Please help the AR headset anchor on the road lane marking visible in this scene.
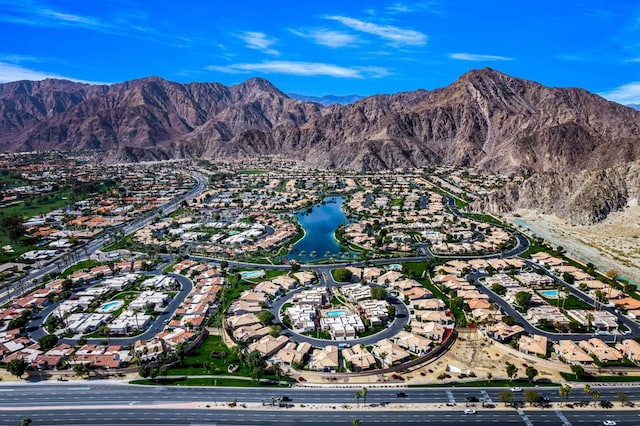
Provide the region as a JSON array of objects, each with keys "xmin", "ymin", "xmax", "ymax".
[
  {"xmin": 555, "ymin": 410, "xmax": 572, "ymax": 425},
  {"xmin": 517, "ymin": 409, "xmax": 534, "ymax": 426},
  {"xmin": 446, "ymin": 390, "xmax": 455, "ymax": 403}
]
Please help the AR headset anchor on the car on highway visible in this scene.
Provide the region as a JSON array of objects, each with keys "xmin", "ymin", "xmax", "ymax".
[
  {"xmin": 466, "ymin": 396, "xmax": 479, "ymax": 403},
  {"xmin": 396, "ymin": 392, "xmax": 408, "ymax": 398},
  {"xmin": 463, "ymin": 408, "xmax": 476, "ymax": 414},
  {"xmin": 602, "ymin": 421, "xmax": 617, "ymax": 426},
  {"xmin": 281, "ymin": 396, "xmax": 292, "ymax": 402},
  {"xmin": 511, "ymin": 387, "xmax": 522, "ymax": 392}
]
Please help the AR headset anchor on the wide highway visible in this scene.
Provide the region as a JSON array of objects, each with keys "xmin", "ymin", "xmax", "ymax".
[{"xmin": 0, "ymin": 383, "xmax": 638, "ymax": 425}]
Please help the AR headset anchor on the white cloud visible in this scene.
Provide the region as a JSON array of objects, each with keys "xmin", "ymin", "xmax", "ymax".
[
  {"xmin": 290, "ymin": 28, "xmax": 358, "ymax": 48},
  {"xmin": 207, "ymin": 60, "xmax": 389, "ymax": 78},
  {"xmin": 449, "ymin": 53, "xmax": 513, "ymax": 61},
  {"xmin": 0, "ymin": 61, "xmax": 106, "ymax": 84},
  {"xmin": 0, "ymin": 2, "xmax": 163, "ymax": 41},
  {"xmin": 326, "ymin": 15, "xmax": 427, "ymax": 46},
  {"xmin": 599, "ymin": 81, "xmax": 640, "ymax": 105},
  {"xmin": 385, "ymin": 2, "xmax": 437, "ymax": 14},
  {"xmin": 238, "ymin": 32, "xmax": 279, "ymax": 56}
]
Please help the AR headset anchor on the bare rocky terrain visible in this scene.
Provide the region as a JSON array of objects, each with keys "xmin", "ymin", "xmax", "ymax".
[{"xmin": 1, "ymin": 68, "xmax": 640, "ymax": 224}]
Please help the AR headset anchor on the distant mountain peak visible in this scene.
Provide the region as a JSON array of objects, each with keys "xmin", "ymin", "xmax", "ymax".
[{"xmin": 288, "ymin": 93, "xmax": 364, "ymax": 106}]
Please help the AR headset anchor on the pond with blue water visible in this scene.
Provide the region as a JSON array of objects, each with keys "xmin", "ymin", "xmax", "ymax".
[{"xmin": 288, "ymin": 196, "xmax": 354, "ymax": 263}]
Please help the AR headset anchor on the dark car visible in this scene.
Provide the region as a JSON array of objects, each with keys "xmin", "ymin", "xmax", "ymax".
[
  {"xmin": 466, "ymin": 396, "xmax": 479, "ymax": 403},
  {"xmin": 281, "ymin": 396, "xmax": 292, "ymax": 402},
  {"xmin": 396, "ymin": 392, "xmax": 408, "ymax": 398}
]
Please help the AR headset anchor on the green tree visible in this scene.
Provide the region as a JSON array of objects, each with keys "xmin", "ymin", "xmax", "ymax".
[
  {"xmin": 558, "ymin": 384, "xmax": 572, "ymax": 406},
  {"xmin": 352, "ymin": 418, "xmax": 360, "ymax": 426},
  {"xmin": 591, "ymin": 390, "xmax": 600, "ymax": 407},
  {"xmin": 562, "ymin": 272, "xmax": 575, "ymax": 284},
  {"xmin": 498, "ymin": 390, "xmax": 514, "ymax": 406},
  {"xmin": 333, "ymin": 268, "xmax": 353, "ymax": 282},
  {"xmin": 138, "ymin": 363, "xmax": 151, "ymax": 379},
  {"xmin": 491, "ymin": 283, "xmax": 506, "ymax": 295},
  {"xmin": 270, "ymin": 324, "xmax": 282, "ymax": 337},
  {"xmin": 0, "ymin": 213, "xmax": 25, "ymax": 242},
  {"xmin": 370, "ymin": 286, "xmax": 387, "ymax": 300},
  {"xmin": 361, "ymin": 387, "xmax": 368, "ymax": 406},
  {"xmin": 570, "ymin": 364, "xmax": 585, "ymax": 380},
  {"xmin": 354, "ymin": 391, "xmax": 361, "ymax": 407},
  {"xmin": 21, "ymin": 416, "xmax": 31, "ymax": 426},
  {"xmin": 257, "ymin": 310, "xmax": 275, "ymax": 326},
  {"xmin": 38, "ymin": 334, "xmax": 59, "ymax": 352},
  {"xmin": 505, "ymin": 362, "xmax": 518, "ymax": 381},
  {"xmin": 583, "ymin": 384, "xmax": 591, "ymax": 402},
  {"xmin": 7, "ymin": 358, "xmax": 27, "ymax": 378},
  {"xmin": 616, "ymin": 391, "xmax": 629, "ymax": 407},
  {"xmin": 73, "ymin": 363, "xmax": 90, "ymax": 377},
  {"xmin": 525, "ymin": 366, "xmax": 538, "ymax": 383},
  {"xmin": 524, "ymin": 390, "xmax": 540, "ymax": 406},
  {"xmin": 514, "ymin": 291, "xmax": 532, "ymax": 309}
]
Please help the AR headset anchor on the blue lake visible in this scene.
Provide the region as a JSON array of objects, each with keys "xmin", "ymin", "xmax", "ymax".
[{"xmin": 288, "ymin": 196, "xmax": 353, "ymax": 263}]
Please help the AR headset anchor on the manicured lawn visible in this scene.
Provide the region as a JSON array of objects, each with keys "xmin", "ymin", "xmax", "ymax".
[
  {"xmin": 1, "ymin": 189, "xmax": 73, "ymax": 219},
  {"xmin": 167, "ymin": 335, "xmax": 251, "ymax": 377},
  {"xmin": 560, "ymin": 372, "xmax": 640, "ymax": 382},
  {"xmin": 60, "ymin": 259, "xmax": 100, "ymax": 277},
  {"xmin": 358, "ymin": 324, "xmax": 386, "ymax": 338},
  {"xmin": 541, "ymin": 294, "xmax": 593, "ymax": 310},
  {"xmin": 131, "ymin": 377, "xmax": 289, "ymax": 387},
  {"xmin": 301, "ymin": 330, "xmax": 332, "ymax": 340},
  {"xmin": 237, "ymin": 169, "xmax": 269, "ymax": 175}
]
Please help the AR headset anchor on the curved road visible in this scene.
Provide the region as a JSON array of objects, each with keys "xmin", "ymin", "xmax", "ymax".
[
  {"xmin": 27, "ymin": 273, "xmax": 194, "ymax": 346},
  {"xmin": 269, "ymin": 270, "xmax": 410, "ymax": 348}
]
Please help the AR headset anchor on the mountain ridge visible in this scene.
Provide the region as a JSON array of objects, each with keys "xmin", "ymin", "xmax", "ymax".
[{"xmin": 1, "ymin": 68, "xmax": 640, "ymax": 223}]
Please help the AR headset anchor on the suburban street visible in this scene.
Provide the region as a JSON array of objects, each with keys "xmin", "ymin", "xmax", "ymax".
[
  {"xmin": 0, "ymin": 171, "xmax": 208, "ymax": 307},
  {"xmin": 269, "ymin": 267, "xmax": 411, "ymax": 348}
]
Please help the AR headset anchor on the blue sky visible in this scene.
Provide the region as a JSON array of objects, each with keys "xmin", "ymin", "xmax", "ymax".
[{"xmin": 1, "ymin": 0, "xmax": 640, "ymax": 103}]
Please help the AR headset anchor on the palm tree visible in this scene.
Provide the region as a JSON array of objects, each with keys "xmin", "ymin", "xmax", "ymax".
[
  {"xmin": 354, "ymin": 391, "xmax": 361, "ymax": 408},
  {"xmin": 352, "ymin": 419, "xmax": 361, "ymax": 426},
  {"xmin": 585, "ymin": 312, "xmax": 595, "ymax": 330},
  {"xmin": 583, "ymin": 384, "xmax": 591, "ymax": 402},
  {"xmin": 558, "ymin": 384, "xmax": 571, "ymax": 406},
  {"xmin": 361, "ymin": 387, "xmax": 368, "ymax": 406},
  {"xmin": 591, "ymin": 390, "xmax": 600, "ymax": 407}
]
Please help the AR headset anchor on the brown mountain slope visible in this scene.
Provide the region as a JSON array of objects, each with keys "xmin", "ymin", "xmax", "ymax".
[
  {"xmin": 0, "ymin": 76, "xmax": 323, "ymax": 152},
  {"xmin": 1, "ymin": 68, "xmax": 640, "ymax": 174}
]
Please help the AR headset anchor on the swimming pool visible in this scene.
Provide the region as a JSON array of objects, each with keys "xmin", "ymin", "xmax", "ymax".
[
  {"xmin": 326, "ymin": 310, "xmax": 346, "ymax": 317},
  {"xmin": 240, "ymin": 270, "xmax": 265, "ymax": 279},
  {"xmin": 387, "ymin": 264, "xmax": 402, "ymax": 271},
  {"xmin": 540, "ymin": 289, "xmax": 559, "ymax": 298},
  {"xmin": 96, "ymin": 300, "xmax": 124, "ymax": 313}
]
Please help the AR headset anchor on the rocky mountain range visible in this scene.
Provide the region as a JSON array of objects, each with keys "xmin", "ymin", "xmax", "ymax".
[{"xmin": 1, "ymin": 68, "xmax": 639, "ymax": 223}]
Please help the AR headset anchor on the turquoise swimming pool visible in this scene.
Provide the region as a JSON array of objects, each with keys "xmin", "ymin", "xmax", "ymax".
[
  {"xmin": 240, "ymin": 270, "xmax": 264, "ymax": 279},
  {"xmin": 540, "ymin": 289, "xmax": 559, "ymax": 298},
  {"xmin": 96, "ymin": 300, "xmax": 124, "ymax": 313},
  {"xmin": 326, "ymin": 310, "xmax": 346, "ymax": 317}
]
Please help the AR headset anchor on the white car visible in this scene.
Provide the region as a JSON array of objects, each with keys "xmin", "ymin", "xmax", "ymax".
[
  {"xmin": 603, "ymin": 421, "xmax": 617, "ymax": 426},
  {"xmin": 511, "ymin": 387, "xmax": 522, "ymax": 392},
  {"xmin": 463, "ymin": 408, "xmax": 476, "ymax": 414}
]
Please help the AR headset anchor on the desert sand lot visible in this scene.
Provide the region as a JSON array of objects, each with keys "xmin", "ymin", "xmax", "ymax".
[{"xmin": 507, "ymin": 205, "xmax": 640, "ymax": 286}]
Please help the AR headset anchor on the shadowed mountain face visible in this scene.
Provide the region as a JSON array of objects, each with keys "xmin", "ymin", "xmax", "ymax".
[
  {"xmin": 2, "ymin": 68, "xmax": 640, "ymax": 223},
  {"xmin": 1, "ymin": 68, "xmax": 639, "ymax": 174}
]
